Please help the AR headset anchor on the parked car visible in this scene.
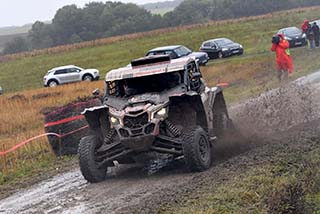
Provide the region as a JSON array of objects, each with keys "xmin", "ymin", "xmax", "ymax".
[
  {"xmin": 146, "ymin": 45, "xmax": 209, "ymax": 66},
  {"xmin": 43, "ymin": 65, "xmax": 100, "ymax": 87},
  {"xmin": 277, "ymin": 27, "xmax": 307, "ymax": 48},
  {"xmin": 199, "ymin": 38, "xmax": 244, "ymax": 59},
  {"xmin": 311, "ymin": 19, "xmax": 320, "ymax": 27},
  {"xmin": 0, "ymin": 86, "xmax": 3, "ymax": 95}
]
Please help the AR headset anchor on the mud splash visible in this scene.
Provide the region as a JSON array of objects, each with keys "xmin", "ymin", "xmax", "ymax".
[{"xmin": 230, "ymin": 76, "xmax": 320, "ymax": 140}]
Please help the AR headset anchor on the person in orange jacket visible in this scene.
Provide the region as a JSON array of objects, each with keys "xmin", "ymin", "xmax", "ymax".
[
  {"xmin": 271, "ymin": 34, "xmax": 294, "ymax": 82},
  {"xmin": 301, "ymin": 20, "xmax": 309, "ymax": 34}
]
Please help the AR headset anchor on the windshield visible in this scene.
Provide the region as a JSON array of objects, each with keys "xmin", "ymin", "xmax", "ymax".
[
  {"xmin": 147, "ymin": 50, "xmax": 175, "ymax": 58},
  {"xmin": 281, "ymin": 27, "xmax": 301, "ymax": 35},
  {"xmin": 75, "ymin": 66, "xmax": 84, "ymax": 71},
  {"xmin": 174, "ymin": 46, "xmax": 192, "ymax": 57},
  {"xmin": 107, "ymin": 71, "xmax": 183, "ymax": 97},
  {"xmin": 215, "ymin": 39, "xmax": 233, "ymax": 46}
]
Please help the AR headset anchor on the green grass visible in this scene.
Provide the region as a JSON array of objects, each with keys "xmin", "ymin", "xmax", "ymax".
[
  {"xmin": 159, "ymin": 146, "xmax": 320, "ymax": 214},
  {"xmin": 1, "ymin": 7, "xmax": 320, "ymax": 93}
]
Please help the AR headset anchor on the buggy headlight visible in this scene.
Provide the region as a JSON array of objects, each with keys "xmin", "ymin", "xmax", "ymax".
[
  {"xmin": 153, "ymin": 107, "xmax": 168, "ymax": 119},
  {"xmin": 110, "ymin": 116, "xmax": 120, "ymax": 125},
  {"xmin": 302, "ymin": 33, "xmax": 306, "ymax": 38},
  {"xmin": 157, "ymin": 108, "xmax": 167, "ymax": 117}
]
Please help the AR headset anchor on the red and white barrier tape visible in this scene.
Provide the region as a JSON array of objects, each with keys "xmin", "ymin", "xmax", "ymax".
[
  {"xmin": 0, "ymin": 125, "xmax": 88, "ymax": 156},
  {"xmin": 44, "ymin": 115, "xmax": 85, "ymax": 128},
  {"xmin": 217, "ymin": 82, "xmax": 229, "ymax": 87}
]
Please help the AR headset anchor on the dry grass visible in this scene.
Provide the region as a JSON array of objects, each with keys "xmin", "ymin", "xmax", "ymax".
[{"xmin": 0, "ymin": 81, "xmax": 103, "ymax": 172}]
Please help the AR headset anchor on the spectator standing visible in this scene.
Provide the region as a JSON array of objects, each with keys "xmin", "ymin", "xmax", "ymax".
[
  {"xmin": 312, "ymin": 22, "xmax": 320, "ymax": 48},
  {"xmin": 301, "ymin": 20, "xmax": 309, "ymax": 34},
  {"xmin": 271, "ymin": 34, "xmax": 294, "ymax": 82},
  {"xmin": 306, "ymin": 23, "xmax": 315, "ymax": 49}
]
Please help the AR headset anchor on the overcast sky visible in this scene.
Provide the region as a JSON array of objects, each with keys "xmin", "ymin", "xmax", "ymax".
[{"xmin": 1, "ymin": 0, "xmax": 166, "ymax": 27}]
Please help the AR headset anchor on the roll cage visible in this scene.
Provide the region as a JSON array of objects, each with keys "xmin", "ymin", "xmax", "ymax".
[{"xmin": 104, "ymin": 60, "xmax": 204, "ymax": 99}]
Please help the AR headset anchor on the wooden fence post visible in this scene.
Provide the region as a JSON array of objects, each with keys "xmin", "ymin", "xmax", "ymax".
[
  {"xmin": 2, "ymin": 144, "xmax": 7, "ymax": 172},
  {"xmin": 59, "ymin": 129, "xmax": 62, "ymax": 157}
]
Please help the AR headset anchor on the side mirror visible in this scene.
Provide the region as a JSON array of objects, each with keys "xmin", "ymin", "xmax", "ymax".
[{"xmin": 92, "ymin": 88, "xmax": 101, "ymax": 97}]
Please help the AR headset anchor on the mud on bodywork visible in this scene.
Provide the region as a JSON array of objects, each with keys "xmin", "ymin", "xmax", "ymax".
[{"xmin": 79, "ymin": 55, "xmax": 232, "ymax": 182}]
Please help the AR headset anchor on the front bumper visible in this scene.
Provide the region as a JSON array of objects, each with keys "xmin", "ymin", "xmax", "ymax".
[
  {"xmin": 114, "ymin": 113, "xmax": 159, "ymax": 152},
  {"xmin": 121, "ymin": 135, "xmax": 155, "ymax": 152},
  {"xmin": 222, "ymin": 48, "xmax": 244, "ymax": 57},
  {"xmin": 289, "ymin": 39, "xmax": 307, "ymax": 47},
  {"xmin": 198, "ymin": 56, "xmax": 209, "ymax": 65},
  {"xmin": 94, "ymin": 75, "xmax": 100, "ymax": 81}
]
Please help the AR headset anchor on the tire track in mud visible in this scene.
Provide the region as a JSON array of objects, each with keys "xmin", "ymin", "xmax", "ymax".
[
  {"xmin": 0, "ymin": 166, "xmax": 194, "ymax": 214},
  {"xmin": 1, "ymin": 72, "xmax": 320, "ymax": 214}
]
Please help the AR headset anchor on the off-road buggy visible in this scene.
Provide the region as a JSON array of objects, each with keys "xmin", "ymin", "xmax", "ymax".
[{"xmin": 79, "ymin": 55, "xmax": 232, "ymax": 183}]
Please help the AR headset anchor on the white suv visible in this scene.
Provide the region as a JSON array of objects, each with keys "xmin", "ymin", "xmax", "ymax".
[{"xmin": 43, "ymin": 65, "xmax": 100, "ymax": 87}]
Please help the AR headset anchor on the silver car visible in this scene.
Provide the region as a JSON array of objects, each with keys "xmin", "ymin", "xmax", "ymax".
[
  {"xmin": 43, "ymin": 65, "xmax": 100, "ymax": 87},
  {"xmin": 0, "ymin": 86, "xmax": 3, "ymax": 95}
]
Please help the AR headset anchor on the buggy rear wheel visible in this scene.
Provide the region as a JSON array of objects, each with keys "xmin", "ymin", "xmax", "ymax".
[
  {"xmin": 182, "ymin": 126, "xmax": 212, "ymax": 172},
  {"xmin": 78, "ymin": 135, "xmax": 107, "ymax": 183}
]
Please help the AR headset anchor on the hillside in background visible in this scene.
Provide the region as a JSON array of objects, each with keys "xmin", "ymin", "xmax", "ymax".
[
  {"xmin": 142, "ymin": 0, "xmax": 183, "ymax": 15},
  {"xmin": 0, "ymin": 21, "xmax": 50, "ymax": 53},
  {"xmin": 0, "ymin": 24, "xmax": 31, "ymax": 52},
  {"xmin": 0, "ymin": 33, "xmax": 28, "ymax": 52},
  {"xmin": 2, "ymin": 0, "xmax": 320, "ymax": 55},
  {"xmin": 0, "ymin": 24, "xmax": 32, "ymax": 36}
]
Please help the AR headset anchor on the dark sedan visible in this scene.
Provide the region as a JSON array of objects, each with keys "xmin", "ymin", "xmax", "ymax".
[
  {"xmin": 146, "ymin": 45, "xmax": 209, "ymax": 66},
  {"xmin": 277, "ymin": 27, "xmax": 307, "ymax": 48},
  {"xmin": 199, "ymin": 38, "xmax": 244, "ymax": 59}
]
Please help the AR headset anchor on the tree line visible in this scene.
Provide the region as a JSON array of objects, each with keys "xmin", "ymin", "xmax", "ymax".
[{"xmin": 3, "ymin": 0, "xmax": 320, "ymax": 55}]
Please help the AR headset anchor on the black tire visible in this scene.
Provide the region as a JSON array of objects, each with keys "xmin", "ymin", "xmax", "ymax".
[
  {"xmin": 182, "ymin": 126, "xmax": 212, "ymax": 172},
  {"xmin": 83, "ymin": 74, "xmax": 93, "ymax": 82},
  {"xmin": 78, "ymin": 135, "xmax": 107, "ymax": 183},
  {"xmin": 48, "ymin": 80, "xmax": 59, "ymax": 87}
]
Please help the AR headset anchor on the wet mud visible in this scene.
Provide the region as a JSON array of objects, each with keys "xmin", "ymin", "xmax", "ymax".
[{"xmin": 1, "ymin": 72, "xmax": 320, "ymax": 214}]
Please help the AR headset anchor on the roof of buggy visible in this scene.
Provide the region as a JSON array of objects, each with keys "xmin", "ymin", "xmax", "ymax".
[{"xmin": 105, "ymin": 56, "xmax": 195, "ymax": 82}]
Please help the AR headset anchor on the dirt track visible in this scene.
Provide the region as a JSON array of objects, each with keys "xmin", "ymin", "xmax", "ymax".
[{"xmin": 1, "ymin": 72, "xmax": 320, "ymax": 214}]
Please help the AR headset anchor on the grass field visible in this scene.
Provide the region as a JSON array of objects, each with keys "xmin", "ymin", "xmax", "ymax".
[
  {"xmin": 1, "ymin": 6, "xmax": 320, "ymax": 202},
  {"xmin": 1, "ymin": 7, "xmax": 320, "ymax": 93}
]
